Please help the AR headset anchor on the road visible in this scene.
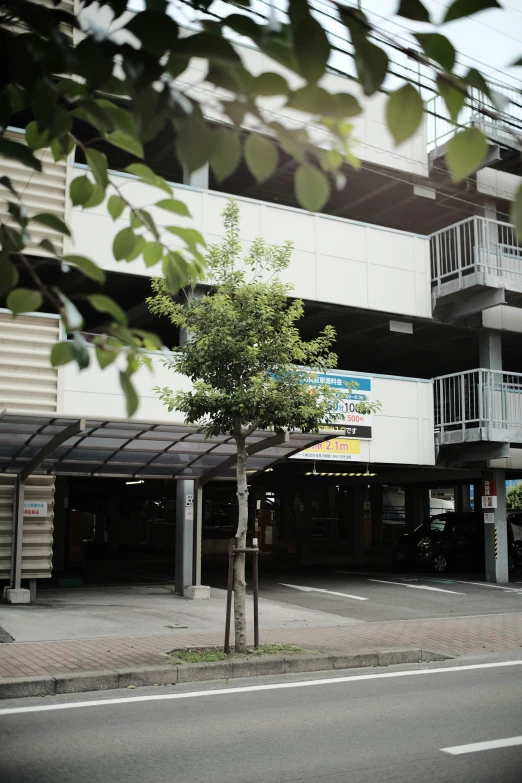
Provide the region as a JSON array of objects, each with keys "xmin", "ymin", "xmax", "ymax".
[
  {"xmin": 245, "ymin": 568, "xmax": 522, "ymax": 622},
  {"xmin": 2, "ymin": 659, "xmax": 522, "ymax": 782}
]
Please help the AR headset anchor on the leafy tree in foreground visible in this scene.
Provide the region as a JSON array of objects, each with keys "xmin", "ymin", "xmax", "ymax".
[
  {"xmin": 147, "ymin": 199, "xmax": 379, "ymax": 650},
  {"xmin": 507, "ymin": 482, "xmax": 522, "ymax": 511},
  {"xmin": 1, "ymin": 0, "xmax": 520, "ymax": 413}
]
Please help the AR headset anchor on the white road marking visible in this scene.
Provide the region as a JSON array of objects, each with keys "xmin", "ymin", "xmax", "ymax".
[
  {"xmin": 447, "ymin": 580, "xmax": 522, "ymax": 593},
  {"xmin": 368, "ymin": 579, "xmax": 465, "ymax": 595},
  {"xmin": 1, "ymin": 660, "xmax": 521, "ymax": 717},
  {"xmin": 279, "ymin": 583, "xmax": 368, "ymax": 601},
  {"xmin": 441, "ymin": 736, "xmax": 522, "ymax": 755}
]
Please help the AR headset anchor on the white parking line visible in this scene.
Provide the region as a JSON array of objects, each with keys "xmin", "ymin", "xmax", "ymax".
[
  {"xmin": 368, "ymin": 579, "xmax": 465, "ymax": 595},
  {"xmin": 442, "ymin": 736, "xmax": 522, "ymax": 755},
  {"xmin": 279, "ymin": 583, "xmax": 368, "ymax": 601},
  {"xmin": 448, "ymin": 580, "xmax": 522, "ymax": 593}
]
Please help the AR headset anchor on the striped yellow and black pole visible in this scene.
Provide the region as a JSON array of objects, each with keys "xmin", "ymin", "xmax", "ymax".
[{"xmin": 494, "ymin": 527, "xmax": 498, "ymax": 560}]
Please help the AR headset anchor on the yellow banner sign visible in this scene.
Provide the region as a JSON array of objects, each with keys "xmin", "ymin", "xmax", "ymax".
[{"xmin": 292, "ymin": 438, "xmax": 361, "ymax": 462}]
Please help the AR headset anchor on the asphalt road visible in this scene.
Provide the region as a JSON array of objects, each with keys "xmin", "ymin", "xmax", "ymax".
[
  {"xmin": 2, "ymin": 659, "xmax": 522, "ymax": 783},
  {"xmin": 245, "ymin": 568, "xmax": 522, "ymax": 622}
]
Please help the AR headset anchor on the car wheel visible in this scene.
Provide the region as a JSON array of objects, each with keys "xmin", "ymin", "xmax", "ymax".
[{"xmin": 433, "ymin": 553, "xmax": 448, "ymax": 573}]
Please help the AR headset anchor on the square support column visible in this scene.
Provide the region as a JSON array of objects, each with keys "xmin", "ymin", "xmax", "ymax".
[
  {"xmin": 369, "ymin": 485, "xmax": 383, "ymax": 547},
  {"xmin": 454, "ymin": 485, "xmax": 471, "ymax": 512},
  {"xmin": 405, "ymin": 487, "xmax": 428, "ymax": 533},
  {"xmin": 348, "ymin": 485, "xmax": 365, "ymax": 564},
  {"xmin": 5, "ymin": 478, "xmax": 31, "ymax": 604},
  {"xmin": 485, "ymin": 469, "xmax": 509, "ymax": 584}
]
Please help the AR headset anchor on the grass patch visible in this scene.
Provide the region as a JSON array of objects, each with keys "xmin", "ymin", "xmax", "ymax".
[{"xmin": 169, "ymin": 643, "xmax": 310, "ymax": 664}]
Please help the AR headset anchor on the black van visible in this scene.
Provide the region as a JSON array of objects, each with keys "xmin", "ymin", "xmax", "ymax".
[{"xmin": 395, "ymin": 512, "xmax": 517, "ymax": 574}]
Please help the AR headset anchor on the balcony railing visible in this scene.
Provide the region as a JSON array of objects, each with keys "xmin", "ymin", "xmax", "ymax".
[
  {"xmin": 431, "ymin": 216, "xmax": 522, "ymax": 294},
  {"xmin": 434, "ymin": 369, "xmax": 522, "ymax": 444},
  {"xmin": 427, "ymin": 80, "xmax": 522, "ymax": 150}
]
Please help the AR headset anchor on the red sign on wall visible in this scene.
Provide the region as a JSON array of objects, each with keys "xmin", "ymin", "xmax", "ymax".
[{"xmin": 481, "ymin": 480, "xmax": 498, "ymax": 509}]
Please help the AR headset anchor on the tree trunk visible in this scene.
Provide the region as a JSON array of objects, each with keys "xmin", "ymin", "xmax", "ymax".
[{"xmin": 234, "ymin": 436, "xmax": 249, "ymax": 651}]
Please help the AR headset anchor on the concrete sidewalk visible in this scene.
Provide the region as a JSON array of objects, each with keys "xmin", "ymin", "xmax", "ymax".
[{"xmin": 1, "ymin": 611, "xmax": 522, "ymax": 680}]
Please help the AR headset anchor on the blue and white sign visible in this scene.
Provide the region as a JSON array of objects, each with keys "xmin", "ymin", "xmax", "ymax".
[
  {"xmin": 23, "ymin": 500, "xmax": 48, "ymax": 517},
  {"xmin": 305, "ymin": 370, "xmax": 373, "ymax": 440}
]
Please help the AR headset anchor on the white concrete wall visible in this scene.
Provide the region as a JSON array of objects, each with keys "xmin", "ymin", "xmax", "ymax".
[
  {"xmin": 78, "ymin": 8, "xmax": 428, "ymax": 178},
  {"xmin": 61, "ymin": 356, "xmax": 435, "ymax": 466},
  {"xmin": 476, "ymin": 168, "xmax": 521, "ymax": 203},
  {"xmin": 71, "ymin": 170, "xmax": 432, "ymax": 318}
]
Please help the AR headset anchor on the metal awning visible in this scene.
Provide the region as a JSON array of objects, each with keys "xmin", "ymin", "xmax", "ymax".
[{"xmin": 0, "ymin": 410, "xmax": 331, "ymax": 482}]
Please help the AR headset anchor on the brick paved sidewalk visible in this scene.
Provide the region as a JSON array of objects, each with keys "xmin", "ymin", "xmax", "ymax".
[{"xmin": 1, "ymin": 612, "xmax": 522, "ymax": 679}]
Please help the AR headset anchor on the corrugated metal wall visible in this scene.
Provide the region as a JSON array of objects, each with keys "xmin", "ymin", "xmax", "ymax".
[
  {"xmin": 0, "ymin": 129, "xmax": 69, "ymax": 257},
  {"xmin": 0, "ymin": 475, "xmax": 55, "ymax": 579},
  {"xmin": 0, "ymin": 311, "xmax": 60, "ymax": 413}
]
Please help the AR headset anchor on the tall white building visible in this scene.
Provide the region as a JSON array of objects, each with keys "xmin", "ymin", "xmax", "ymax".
[{"xmin": 1, "ymin": 17, "xmax": 522, "ymax": 599}]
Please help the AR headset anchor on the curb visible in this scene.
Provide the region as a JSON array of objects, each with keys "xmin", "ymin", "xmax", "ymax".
[{"xmin": 0, "ymin": 648, "xmax": 451, "ymax": 700}]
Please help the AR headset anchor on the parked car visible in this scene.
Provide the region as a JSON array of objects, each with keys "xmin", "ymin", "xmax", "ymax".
[
  {"xmin": 394, "ymin": 512, "xmax": 518, "ymax": 574},
  {"xmin": 508, "ymin": 510, "xmax": 522, "ymax": 561}
]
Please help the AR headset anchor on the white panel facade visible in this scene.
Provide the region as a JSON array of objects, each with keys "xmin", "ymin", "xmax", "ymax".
[
  {"xmin": 60, "ymin": 359, "xmax": 435, "ymax": 466},
  {"xmin": 70, "ymin": 170, "xmax": 432, "ymax": 318}
]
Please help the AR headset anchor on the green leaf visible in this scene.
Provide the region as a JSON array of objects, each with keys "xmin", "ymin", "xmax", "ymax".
[
  {"xmin": 83, "ymin": 184, "xmax": 105, "ymax": 209},
  {"xmin": 0, "ymin": 254, "xmax": 19, "ymax": 296},
  {"xmin": 25, "ymin": 121, "xmax": 50, "ymax": 151},
  {"xmin": 106, "ymin": 131, "xmax": 143, "ymax": 158},
  {"xmin": 354, "ymin": 41, "xmax": 389, "ymax": 97},
  {"xmin": 386, "ymin": 83, "xmax": 424, "ymax": 145},
  {"xmin": 113, "ymin": 227, "xmax": 137, "ymax": 261},
  {"xmin": 245, "ymin": 134, "xmax": 278, "ymax": 184},
  {"xmin": 32, "ymin": 213, "xmax": 71, "ymax": 236},
  {"xmin": 445, "ymin": 127, "xmax": 488, "ymax": 182},
  {"xmin": 108, "ymin": 194, "xmax": 126, "ymax": 220},
  {"xmin": 176, "ymin": 114, "xmax": 212, "ymax": 174},
  {"xmin": 62, "ymin": 255, "xmax": 106, "ymax": 284},
  {"xmin": 143, "ymin": 242, "xmax": 163, "ymax": 267},
  {"xmin": 162, "ymin": 251, "xmax": 187, "ymax": 292},
  {"xmin": 120, "ymin": 371, "xmax": 139, "ymax": 417},
  {"xmin": 295, "ymin": 164, "xmax": 330, "ymax": 212},
  {"xmin": 443, "ymin": 0, "xmax": 500, "ymax": 24},
  {"xmin": 50, "ymin": 341, "xmax": 75, "ymax": 367},
  {"xmin": 173, "ymin": 32, "xmax": 240, "ymax": 64},
  {"xmin": 397, "ymin": 0, "xmax": 431, "ymax": 22},
  {"xmin": 0, "ymin": 176, "xmax": 19, "ymax": 197},
  {"xmin": 7, "ymin": 288, "xmax": 43, "ymax": 317},
  {"xmin": 166, "ymin": 226, "xmax": 205, "ymax": 250},
  {"xmin": 414, "ymin": 33, "xmax": 455, "ymax": 71},
  {"xmin": 292, "ymin": 13, "xmax": 330, "ymax": 84},
  {"xmin": 96, "ymin": 345, "xmax": 118, "ymax": 369},
  {"xmin": 156, "ymin": 199, "xmax": 191, "ymax": 217},
  {"xmin": 510, "ymin": 183, "xmax": 522, "ymax": 240},
  {"xmin": 124, "ymin": 10, "xmax": 179, "ymax": 56},
  {"xmin": 70, "ymin": 176, "xmax": 94, "ymax": 207},
  {"xmin": 287, "ymin": 86, "xmax": 361, "ymax": 118},
  {"xmin": 85, "ymin": 148, "xmax": 109, "ymax": 189},
  {"xmin": 88, "ymin": 294, "xmax": 128, "ymax": 325},
  {"xmin": 0, "ymin": 138, "xmax": 42, "ymax": 172},
  {"xmin": 71, "ymin": 333, "xmax": 90, "ymax": 370},
  {"xmin": 55, "ymin": 290, "xmax": 83, "ymax": 330},
  {"xmin": 126, "ymin": 163, "xmax": 173, "ymax": 195},
  {"xmin": 251, "ymin": 72, "xmax": 290, "ymax": 97},
  {"xmin": 210, "ymin": 127, "xmax": 242, "ymax": 182},
  {"xmin": 437, "ymin": 76, "xmax": 466, "ymax": 122}
]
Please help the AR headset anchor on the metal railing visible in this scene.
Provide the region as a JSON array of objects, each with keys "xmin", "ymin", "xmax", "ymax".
[
  {"xmin": 431, "ymin": 216, "xmax": 522, "ymax": 293},
  {"xmin": 427, "ymin": 80, "xmax": 522, "ymax": 150},
  {"xmin": 434, "ymin": 369, "xmax": 522, "ymax": 442}
]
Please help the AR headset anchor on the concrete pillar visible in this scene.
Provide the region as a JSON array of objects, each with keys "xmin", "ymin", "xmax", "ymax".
[
  {"xmin": 52, "ymin": 478, "xmax": 68, "ymax": 573},
  {"xmin": 405, "ymin": 487, "xmax": 428, "ymax": 533},
  {"xmin": 479, "ymin": 330, "xmax": 502, "ymax": 370},
  {"xmin": 175, "ymin": 479, "xmax": 194, "ymax": 596},
  {"xmin": 4, "ymin": 478, "xmax": 30, "ymax": 604},
  {"xmin": 183, "ymin": 163, "xmax": 209, "ymax": 190},
  {"xmin": 348, "ymin": 485, "xmax": 365, "ymax": 564},
  {"xmin": 454, "ymin": 484, "xmax": 471, "ymax": 512},
  {"xmin": 369, "ymin": 485, "xmax": 383, "ymax": 547},
  {"xmin": 295, "ymin": 483, "xmax": 313, "ymax": 566},
  {"xmin": 485, "ymin": 469, "xmax": 509, "ymax": 584}
]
